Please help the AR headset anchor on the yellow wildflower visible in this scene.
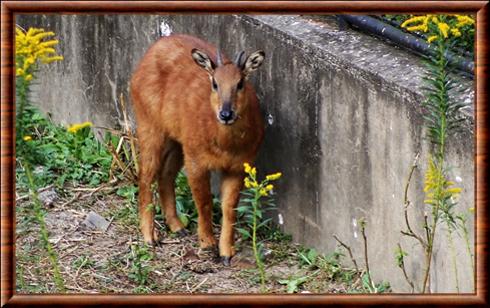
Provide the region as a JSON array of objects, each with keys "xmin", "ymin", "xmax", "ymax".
[
  {"xmin": 427, "ymin": 35, "xmax": 438, "ymax": 43},
  {"xmin": 446, "ymin": 187, "xmax": 462, "ymax": 195},
  {"xmin": 259, "ymin": 189, "xmax": 268, "ymax": 196},
  {"xmin": 244, "ymin": 177, "xmax": 252, "ymax": 189},
  {"xmin": 265, "ymin": 184, "xmax": 274, "ymax": 191},
  {"xmin": 437, "ymin": 22, "xmax": 450, "ymax": 38},
  {"xmin": 243, "ymin": 162, "xmax": 251, "ymax": 174},
  {"xmin": 450, "ymin": 28, "xmax": 461, "ymax": 37},
  {"xmin": 402, "ymin": 15, "xmax": 430, "ymax": 33},
  {"xmin": 15, "ymin": 26, "xmax": 63, "ymax": 80},
  {"xmin": 455, "ymin": 15, "xmax": 475, "ymax": 28},
  {"xmin": 250, "ymin": 167, "xmax": 256, "ymax": 177},
  {"xmin": 42, "ymin": 55, "xmax": 64, "ymax": 64},
  {"xmin": 25, "ymin": 74, "xmax": 33, "ymax": 81},
  {"xmin": 407, "ymin": 24, "xmax": 428, "ymax": 32},
  {"xmin": 266, "ymin": 172, "xmax": 282, "ymax": 181},
  {"xmin": 23, "ymin": 135, "xmax": 32, "ymax": 141},
  {"xmin": 251, "ymin": 181, "xmax": 258, "ymax": 188},
  {"xmin": 67, "ymin": 121, "xmax": 93, "ymax": 133},
  {"xmin": 400, "ymin": 15, "xmax": 429, "ymax": 28}
]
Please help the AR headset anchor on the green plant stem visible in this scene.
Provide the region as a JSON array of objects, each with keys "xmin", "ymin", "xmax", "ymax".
[
  {"xmin": 422, "ymin": 157, "xmax": 444, "ymax": 293},
  {"xmin": 251, "ymin": 190, "xmax": 266, "ymax": 292},
  {"xmin": 460, "ymin": 218, "xmax": 475, "ymax": 281},
  {"xmin": 24, "ymin": 162, "xmax": 65, "ymax": 292},
  {"xmin": 16, "ymin": 78, "xmax": 28, "ymax": 138},
  {"xmin": 446, "ymin": 226, "xmax": 460, "ymax": 292},
  {"xmin": 421, "ymin": 40, "xmax": 450, "ymax": 294}
]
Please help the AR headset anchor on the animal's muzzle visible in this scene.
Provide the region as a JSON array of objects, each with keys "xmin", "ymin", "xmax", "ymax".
[
  {"xmin": 219, "ymin": 109, "xmax": 234, "ymax": 122},
  {"xmin": 218, "ymin": 102, "xmax": 236, "ymax": 124}
]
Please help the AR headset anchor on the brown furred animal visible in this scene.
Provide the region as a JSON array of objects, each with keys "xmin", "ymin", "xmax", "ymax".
[{"xmin": 130, "ymin": 34, "xmax": 265, "ymax": 265}]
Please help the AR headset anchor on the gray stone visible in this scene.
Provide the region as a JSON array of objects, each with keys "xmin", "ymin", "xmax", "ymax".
[
  {"xmin": 37, "ymin": 187, "xmax": 58, "ymax": 207},
  {"xmin": 83, "ymin": 211, "xmax": 110, "ymax": 232}
]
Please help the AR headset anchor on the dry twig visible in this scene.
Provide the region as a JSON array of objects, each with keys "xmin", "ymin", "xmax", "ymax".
[{"xmin": 333, "ymin": 234, "xmax": 359, "ymax": 273}]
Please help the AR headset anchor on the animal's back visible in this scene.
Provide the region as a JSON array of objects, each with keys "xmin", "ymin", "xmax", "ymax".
[{"xmin": 130, "ymin": 34, "xmax": 218, "ymax": 136}]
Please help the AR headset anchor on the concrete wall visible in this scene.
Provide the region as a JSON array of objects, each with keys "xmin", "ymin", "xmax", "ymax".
[{"xmin": 17, "ymin": 14, "xmax": 475, "ymax": 293}]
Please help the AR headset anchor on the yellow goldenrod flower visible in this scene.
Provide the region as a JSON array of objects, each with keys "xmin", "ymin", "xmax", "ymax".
[
  {"xmin": 251, "ymin": 181, "xmax": 258, "ymax": 188},
  {"xmin": 446, "ymin": 187, "xmax": 462, "ymax": 195},
  {"xmin": 244, "ymin": 177, "xmax": 251, "ymax": 189},
  {"xmin": 15, "ymin": 26, "xmax": 63, "ymax": 81},
  {"xmin": 437, "ymin": 22, "xmax": 450, "ymax": 38},
  {"xmin": 427, "ymin": 35, "xmax": 438, "ymax": 43},
  {"xmin": 407, "ymin": 24, "xmax": 428, "ymax": 32},
  {"xmin": 401, "ymin": 15, "xmax": 428, "ymax": 28},
  {"xmin": 266, "ymin": 172, "xmax": 282, "ymax": 181},
  {"xmin": 402, "ymin": 15, "xmax": 430, "ymax": 33},
  {"xmin": 243, "ymin": 162, "xmax": 251, "ymax": 174},
  {"xmin": 450, "ymin": 28, "xmax": 462, "ymax": 37},
  {"xmin": 42, "ymin": 55, "xmax": 64, "ymax": 64},
  {"xmin": 455, "ymin": 15, "xmax": 475, "ymax": 28},
  {"xmin": 250, "ymin": 167, "xmax": 256, "ymax": 177},
  {"xmin": 265, "ymin": 184, "xmax": 274, "ymax": 191},
  {"xmin": 259, "ymin": 189, "xmax": 268, "ymax": 196},
  {"xmin": 23, "ymin": 135, "xmax": 32, "ymax": 141},
  {"xmin": 67, "ymin": 121, "xmax": 93, "ymax": 133}
]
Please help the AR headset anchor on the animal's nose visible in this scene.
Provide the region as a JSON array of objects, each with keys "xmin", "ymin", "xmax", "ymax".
[{"xmin": 219, "ymin": 109, "xmax": 234, "ymax": 122}]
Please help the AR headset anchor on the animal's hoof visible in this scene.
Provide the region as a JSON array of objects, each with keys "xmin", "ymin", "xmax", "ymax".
[
  {"xmin": 145, "ymin": 238, "xmax": 161, "ymax": 247},
  {"xmin": 221, "ymin": 256, "xmax": 232, "ymax": 266},
  {"xmin": 175, "ymin": 229, "xmax": 189, "ymax": 237}
]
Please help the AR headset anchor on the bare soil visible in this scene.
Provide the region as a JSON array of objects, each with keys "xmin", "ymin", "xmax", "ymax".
[{"xmin": 15, "ymin": 184, "xmax": 363, "ymax": 294}]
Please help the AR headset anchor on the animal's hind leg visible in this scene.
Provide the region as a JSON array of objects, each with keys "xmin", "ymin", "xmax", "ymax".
[
  {"xmin": 137, "ymin": 126, "xmax": 164, "ymax": 245},
  {"xmin": 157, "ymin": 140, "xmax": 186, "ymax": 234}
]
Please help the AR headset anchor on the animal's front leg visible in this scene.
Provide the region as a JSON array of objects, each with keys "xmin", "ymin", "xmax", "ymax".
[
  {"xmin": 186, "ymin": 168, "xmax": 217, "ymax": 250},
  {"xmin": 219, "ymin": 171, "xmax": 243, "ymax": 265}
]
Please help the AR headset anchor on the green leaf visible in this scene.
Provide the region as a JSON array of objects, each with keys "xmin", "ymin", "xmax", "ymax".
[
  {"xmin": 236, "ymin": 228, "xmax": 251, "ymax": 240},
  {"xmin": 178, "ymin": 213, "xmax": 190, "ymax": 227}
]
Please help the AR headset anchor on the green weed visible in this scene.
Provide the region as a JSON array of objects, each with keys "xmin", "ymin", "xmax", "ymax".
[{"xmin": 128, "ymin": 244, "xmax": 154, "ymax": 286}]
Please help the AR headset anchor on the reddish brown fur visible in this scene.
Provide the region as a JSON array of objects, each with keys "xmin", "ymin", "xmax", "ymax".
[{"xmin": 130, "ymin": 34, "xmax": 264, "ymax": 260}]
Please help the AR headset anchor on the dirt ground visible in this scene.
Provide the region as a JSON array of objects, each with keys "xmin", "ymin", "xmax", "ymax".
[{"xmin": 15, "ymin": 183, "xmax": 365, "ymax": 294}]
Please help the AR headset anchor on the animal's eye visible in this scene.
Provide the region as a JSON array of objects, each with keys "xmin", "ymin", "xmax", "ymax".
[
  {"xmin": 212, "ymin": 78, "xmax": 218, "ymax": 91},
  {"xmin": 237, "ymin": 78, "xmax": 244, "ymax": 90}
]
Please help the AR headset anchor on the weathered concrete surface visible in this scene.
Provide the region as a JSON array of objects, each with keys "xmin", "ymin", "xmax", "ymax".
[{"xmin": 17, "ymin": 14, "xmax": 474, "ymax": 293}]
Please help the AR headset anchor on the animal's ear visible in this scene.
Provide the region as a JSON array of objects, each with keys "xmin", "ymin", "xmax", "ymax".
[
  {"xmin": 242, "ymin": 50, "xmax": 265, "ymax": 77},
  {"xmin": 191, "ymin": 48, "xmax": 215, "ymax": 74}
]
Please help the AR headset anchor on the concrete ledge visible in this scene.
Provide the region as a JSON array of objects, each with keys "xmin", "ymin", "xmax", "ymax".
[{"xmin": 17, "ymin": 14, "xmax": 474, "ymax": 292}]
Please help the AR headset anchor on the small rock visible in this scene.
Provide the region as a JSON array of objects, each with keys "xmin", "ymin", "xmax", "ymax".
[
  {"xmin": 38, "ymin": 187, "xmax": 58, "ymax": 207},
  {"xmin": 82, "ymin": 211, "xmax": 110, "ymax": 232}
]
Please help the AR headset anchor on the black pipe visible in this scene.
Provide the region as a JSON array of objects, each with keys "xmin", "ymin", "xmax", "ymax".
[{"xmin": 338, "ymin": 15, "xmax": 474, "ymax": 77}]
